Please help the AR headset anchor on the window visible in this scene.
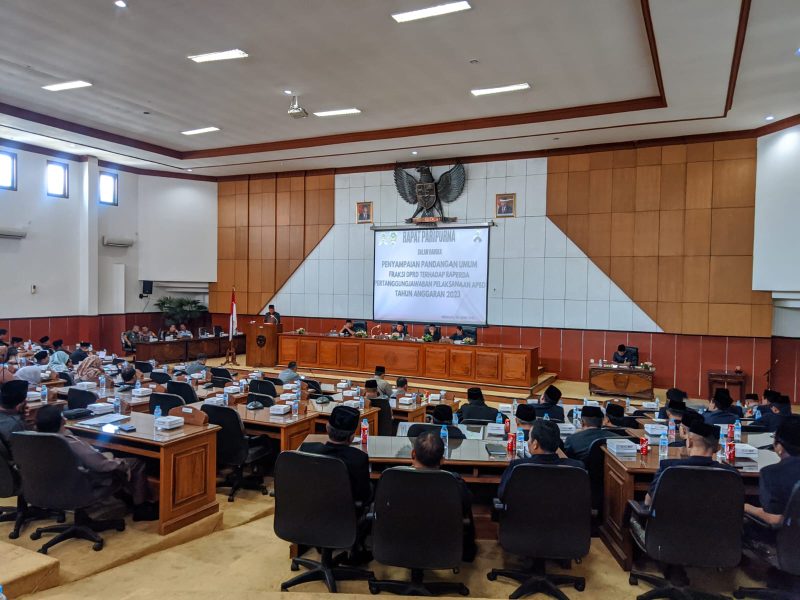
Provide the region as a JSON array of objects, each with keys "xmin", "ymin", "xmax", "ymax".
[
  {"xmin": 98, "ymin": 171, "xmax": 118, "ymax": 205},
  {"xmin": 46, "ymin": 161, "xmax": 68, "ymax": 198},
  {"xmin": 0, "ymin": 151, "xmax": 16, "ymax": 190}
]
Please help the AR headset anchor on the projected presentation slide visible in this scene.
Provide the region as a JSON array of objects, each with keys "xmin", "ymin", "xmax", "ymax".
[{"xmin": 373, "ymin": 226, "xmax": 489, "ymax": 325}]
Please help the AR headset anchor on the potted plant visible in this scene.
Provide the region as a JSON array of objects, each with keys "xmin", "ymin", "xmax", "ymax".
[
  {"xmin": 390, "ymin": 332, "xmax": 401, "ymax": 340},
  {"xmin": 422, "ymin": 333, "xmax": 434, "ymax": 342},
  {"xmin": 354, "ymin": 330, "xmax": 368, "ymax": 338},
  {"xmin": 296, "ymin": 328, "xmax": 306, "ymax": 335},
  {"xmin": 154, "ymin": 296, "xmax": 208, "ymax": 327},
  {"xmin": 462, "ymin": 336, "xmax": 475, "ymax": 345}
]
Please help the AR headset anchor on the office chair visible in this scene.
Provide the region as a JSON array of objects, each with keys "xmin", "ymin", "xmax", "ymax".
[
  {"xmin": 57, "ymin": 371, "xmax": 74, "ymax": 386},
  {"xmin": 133, "ymin": 360, "xmax": 153, "ymax": 374},
  {"xmin": 149, "ymin": 392, "xmax": 184, "ymax": 415},
  {"xmin": 249, "ymin": 379, "xmax": 278, "ymax": 397},
  {"xmin": 353, "ymin": 320, "xmax": 367, "ymax": 333},
  {"xmin": 167, "ymin": 380, "xmax": 199, "ymax": 406},
  {"xmin": 304, "ymin": 378, "xmax": 322, "ymax": 394},
  {"xmin": 210, "ymin": 367, "xmax": 234, "ymax": 380},
  {"xmin": 274, "ymin": 451, "xmax": 374, "ymax": 592},
  {"xmin": 734, "ymin": 482, "xmax": 800, "ymax": 599},
  {"xmin": 201, "ymin": 404, "xmax": 270, "ymax": 502},
  {"xmin": 488, "ymin": 464, "xmax": 590, "ymax": 599},
  {"xmin": 369, "ymin": 467, "xmax": 469, "ymax": 596},
  {"xmin": 265, "ymin": 376, "xmax": 285, "ymax": 387},
  {"xmin": 461, "ymin": 325, "xmax": 478, "ymax": 342},
  {"xmin": 461, "ymin": 418, "xmax": 494, "ymax": 426},
  {"xmin": 531, "ymin": 403, "xmax": 565, "ymax": 422},
  {"xmin": 210, "ymin": 376, "xmax": 233, "ymax": 389},
  {"xmin": 407, "ymin": 423, "xmax": 466, "ymax": 440},
  {"xmin": 246, "ymin": 392, "xmax": 274, "ymax": 408},
  {"xmin": 458, "ymin": 403, "xmax": 500, "ymax": 423},
  {"xmin": 11, "ymin": 432, "xmax": 125, "ymax": 553},
  {"xmin": 742, "ymin": 424, "xmax": 769, "ymax": 433},
  {"xmin": 627, "ymin": 466, "xmax": 743, "ymax": 599},
  {"xmin": 149, "ymin": 371, "xmax": 171, "ymax": 385},
  {"xmin": 67, "ymin": 387, "xmax": 97, "ymax": 410},
  {"xmin": 369, "ymin": 397, "xmax": 394, "ymax": 436},
  {"xmin": 111, "ymin": 357, "xmax": 126, "ymax": 366}
]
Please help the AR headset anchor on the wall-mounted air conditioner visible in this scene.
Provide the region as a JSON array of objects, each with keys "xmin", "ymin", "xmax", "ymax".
[
  {"xmin": 102, "ymin": 236, "xmax": 135, "ymax": 248},
  {"xmin": 0, "ymin": 228, "xmax": 27, "ymax": 240}
]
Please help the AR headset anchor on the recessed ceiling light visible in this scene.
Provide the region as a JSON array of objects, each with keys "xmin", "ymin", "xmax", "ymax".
[
  {"xmin": 180, "ymin": 126, "xmax": 220, "ymax": 135},
  {"xmin": 186, "ymin": 169, "xmax": 193, "ymax": 172},
  {"xmin": 392, "ymin": 1, "xmax": 471, "ymax": 23},
  {"xmin": 470, "ymin": 82, "xmax": 530, "ymax": 96},
  {"xmin": 283, "ymin": 90, "xmax": 294, "ymax": 95},
  {"xmin": 42, "ymin": 80, "xmax": 92, "ymax": 92},
  {"xmin": 313, "ymin": 108, "xmax": 361, "ymax": 117},
  {"xmin": 795, "ymin": 47, "xmax": 800, "ymax": 57},
  {"xmin": 765, "ymin": 115, "xmax": 776, "ymax": 122},
  {"xmin": 188, "ymin": 49, "xmax": 248, "ymax": 63},
  {"xmin": 411, "ymin": 151, "xmax": 418, "ymax": 155},
  {"xmin": 114, "ymin": 0, "xmax": 127, "ymax": 7}
]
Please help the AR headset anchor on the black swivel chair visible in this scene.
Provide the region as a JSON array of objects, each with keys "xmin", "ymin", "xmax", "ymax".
[
  {"xmin": 210, "ymin": 367, "xmax": 234, "ymax": 380},
  {"xmin": 531, "ymin": 403, "xmax": 565, "ymax": 422},
  {"xmin": 11, "ymin": 432, "xmax": 125, "ymax": 553},
  {"xmin": 249, "ymin": 379, "xmax": 278, "ymax": 397},
  {"xmin": 111, "ymin": 357, "xmax": 126, "ymax": 366},
  {"xmin": 57, "ymin": 371, "xmax": 74, "ymax": 386},
  {"xmin": 133, "ymin": 360, "xmax": 153, "ymax": 374},
  {"xmin": 201, "ymin": 404, "xmax": 270, "ymax": 501},
  {"xmin": 274, "ymin": 451, "xmax": 374, "ymax": 592},
  {"xmin": 461, "ymin": 325, "xmax": 478, "ymax": 342},
  {"xmin": 742, "ymin": 424, "xmax": 768, "ymax": 434},
  {"xmin": 304, "ymin": 378, "xmax": 323, "ymax": 394},
  {"xmin": 734, "ymin": 482, "xmax": 800, "ymax": 599},
  {"xmin": 353, "ymin": 321, "xmax": 367, "ymax": 333},
  {"xmin": 369, "ymin": 467, "xmax": 469, "ymax": 596},
  {"xmin": 370, "ymin": 397, "xmax": 394, "ymax": 436},
  {"xmin": 167, "ymin": 380, "xmax": 199, "ymax": 405},
  {"xmin": 246, "ymin": 392, "xmax": 274, "ymax": 408},
  {"xmin": 149, "ymin": 371, "xmax": 171, "ymax": 385},
  {"xmin": 407, "ymin": 423, "xmax": 466, "ymax": 440},
  {"xmin": 458, "ymin": 403, "xmax": 500, "ymax": 423},
  {"xmin": 210, "ymin": 376, "xmax": 233, "ymax": 389},
  {"xmin": 67, "ymin": 387, "xmax": 97, "ymax": 410},
  {"xmin": 149, "ymin": 392, "xmax": 185, "ymax": 415},
  {"xmin": 627, "ymin": 466, "xmax": 744, "ymax": 599},
  {"xmin": 488, "ymin": 464, "xmax": 590, "ymax": 599}
]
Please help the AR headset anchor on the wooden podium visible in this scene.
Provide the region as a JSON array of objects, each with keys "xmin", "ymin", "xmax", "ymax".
[{"xmin": 245, "ymin": 322, "xmax": 283, "ymax": 367}]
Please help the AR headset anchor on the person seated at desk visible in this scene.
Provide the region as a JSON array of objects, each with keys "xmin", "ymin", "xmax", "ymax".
[
  {"xmin": 391, "ymin": 376, "xmax": 409, "ymax": 398},
  {"xmin": 140, "ymin": 327, "xmax": 156, "ymax": 342},
  {"xmin": 121, "ymin": 325, "xmax": 140, "ymax": 352},
  {"xmin": 5, "ymin": 337, "xmax": 23, "ymax": 359},
  {"xmin": 612, "ymin": 344, "xmax": 629, "ymax": 364},
  {"xmin": 15, "ymin": 350, "xmax": 50, "ymax": 385},
  {"xmin": 514, "ymin": 403, "xmax": 537, "ymax": 441},
  {"xmin": 177, "ymin": 324, "xmax": 193, "ymax": 339},
  {"xmin": 668, "ymin": 411, "xmax": 703, "ymax": 448},
  {"xmin": 657, "ymin": 388, "xmax": 688, "ymax": 419},
  {"xmin": 753, "ymin": 393, "xmax": 792, "ymax": 432},
  {"xmin": 373, "ymin": 365, "xmax": 393, "ymax": 397},
  {"xmin": 392, "ymin": 322, "xmax": 406, "ymax": 339},
  {"xmin": 116, "ymin": 366, "xmax": 141, "ymax": 390},
  {"xmin": 411, "ymin": 431, "xmax": 477, "ymax": 562},
  {"xmin": 0, "ymin": 380, "xmax": 29, "ymax": 450},
  {"xmin": 449, "ymin": 325, "xmax": 465, "ymax": 341},
  {"xmin": 164, "ymin": 324, "xmax": 180, "ymax": 339},
  {"xmin": 564, "ymin": 406, "xmax": 619, "ymax": 462},
  {"xmin": 48, "ymin": 350, "xmax": 72, "ymax": 374},
  {"xmin": 278, "ymin": 361, "xmax": 300, "ymax": 384},
  {"xmin": 424, "ymin": 324, "xmax": 441, "ymax": 342},
  {"xmin": 703, "ymin": 388, "xmax": 739, "ymax": 426},
  {"xmin": 38, "ymin": 336, "xmax": 51, "ymax": 354},
  {"xmin": 69, "ymin": 341, "xmax": 92, "ymax": 365},
  {"xmin": 604, "ymin": 402, "xmax": 628, "ymax": 428},
  {"xmin": 35, "ymin": 405, "xmax": 158, "ymax": 520},
  {"xmin": 644, "ymin": 420, "xmax": 738, "ymax": 506},
  {"xmin": 744, "ymin": 416, "xmax": 800, "ymax": 530},
  {"xmin": 743, "ymin": 392, "xmax": 762, "ymax": 418},
  {"xmin": 75, "ymin": 355, "xmax": 104, "ymax": 383},
  {"xmin": 182, "ymin": 354, "xmax": 207, "ymax": 376},
  {"xmin": 408, "ymin": 405, "xmax": 465, "ymax": 440},
  {"xmin": 0, "ymin": 328, "xmax": 7, "ymax": 347},
  {"xmin": 364, "ymin": 379, "xmax": 385, "ymax": 400},
  {"xmin": 529, "ymin": 385, "xmax": 565, "ymax": 422},
  {"xmin": 265, "ymin": 304, "xmax": 281, "ymax": 325},
  {"xmin": 339, "ymin": 319, "xmax": 356, "ymax": 337},
  {"xmin": 456, "ymin": 387, "xmax": 500, "ymax": 423},
  {"xmin": 51, "ymin": 339, "xmax": 65, "ymax": 354},
  {"xmin": 498, "ymin": 419, "xmax": 584, "ymax": 498}
]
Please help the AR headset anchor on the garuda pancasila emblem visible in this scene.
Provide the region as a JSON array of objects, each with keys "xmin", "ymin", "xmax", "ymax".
[{"xmin": 394, "ymin": 164, "xmax": 466, "ymax": 223}]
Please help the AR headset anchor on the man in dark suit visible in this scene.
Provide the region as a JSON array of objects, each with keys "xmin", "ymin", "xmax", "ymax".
[
  {"xmin": 265, "ymin": 304, "xmax": 281, "ymax": 325},
  {"xmin": 69, "ymin": 341, "xmax": 91, "ymax": 365},
  {"xmin": 411, "ymin": 431, "xmax": 476, "ymax": 562},
  {"xmin": 668, "ymin": 410, "xmax": 703, "ymax": 448},
  {"xmin": 498, "ymin": 419, "xmax": 584, "ymax": 499},
  {"xmin": 449, "ymin": 326, "xmax": 465, "ymax": 341},
  {"xmin": 0, "ymin": 380, "xmax": 28, "ymax": 451},
  {"xmin": 703, "ymin": 388, "xmax": 738, "ymax": 426},
  {"xmin": 753, "ymin": 394, "xmax": 792, "ymax": 432},
  {"xmin": 529, "ymin": 385, "xmax": 565, "ymax": 422},
  {"xmin": 564, "ymin": 406, "xmax": 619, "ymax": 462},
  {"xmin": 408, "ymin": 404, "xmax": 465, "ymax": 440},
  {"xmin": 299, "ymin": 406, "xmax": 371, "ymax": 504},
  {"xmin": 513, "ymin": 403, "xmax": 537, "ymax": 442},
  {"xmin": 456, "ymin": 387, "xmax": 500, "ymax": 423},
  {"xmin": 657, "ymin": 388, "xmax": 688, "ymax": 419}
]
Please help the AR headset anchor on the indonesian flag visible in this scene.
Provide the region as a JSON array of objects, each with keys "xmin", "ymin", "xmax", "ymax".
[{"xmin": 229, "ymin": 289, "xmax": 237, "ymax": 340}]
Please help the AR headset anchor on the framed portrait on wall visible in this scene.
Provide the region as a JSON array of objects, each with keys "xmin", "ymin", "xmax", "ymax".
[
  {"xmin": 356, "ymin": 201, "xmax": 373, "ymax": 224},
  {"xmin": 495, "ymin": 193, "xmax": 516, "ymax": 218}
]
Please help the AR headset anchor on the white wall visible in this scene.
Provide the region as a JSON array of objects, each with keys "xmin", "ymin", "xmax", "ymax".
[
  {"xmin": 269, "ymin": 158, "xmax": 660, "ymax": 332},
  {"xmin": 754, "ymin": 125, "xmax": 800, "ymax": 292}
]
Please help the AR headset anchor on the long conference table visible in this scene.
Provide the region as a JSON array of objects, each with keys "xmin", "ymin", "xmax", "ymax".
[
  {"xmin": 278, "ymin": 333, "xmax": 539, "ymax": 388},
  {"xmin": 135, "ymin": 334, "xmax": 246, "ymax": 363}
]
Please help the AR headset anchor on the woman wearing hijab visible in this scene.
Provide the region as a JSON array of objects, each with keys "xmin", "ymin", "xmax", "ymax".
[
  {"xmin": 75, "ymin": 354, "xmax": 104, "ymax": 383},
  {"xmin": 48, "ymin": 350, "xmax": 72, "ymax": 373}
]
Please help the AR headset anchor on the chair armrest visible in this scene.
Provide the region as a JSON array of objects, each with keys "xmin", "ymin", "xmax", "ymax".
[
  {"xmin": 624, "ymin": 499, "xmax": 651, "ymax": 526},
  {"xmin": 493, "ymin": 497, "xmax": 506, "ymax": 512},
  {"xmin": 744, "ymin": 512, "xmax": 782, "ymax": 530}
]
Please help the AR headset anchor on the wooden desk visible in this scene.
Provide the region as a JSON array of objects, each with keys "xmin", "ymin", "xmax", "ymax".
[
  {"xmin": 278, "ymin": 333, "xmax": 538, "ymax": 388},
  {"xmin": 135, "ymin": 335, "xmax": 246, "ymax": 364},
  {"xmin": 707, "ymin": 370, "xmax": 746, "ymax": 402},
  {"xmin": 66, "ymin": 411, "xmax": 220, "ymax": 535},
  {"xmin": 588, "ymin": 365, "xmax": 655, "ymax": 399},
  {"xmin": 390, "ymin": 400, "xmax": 428, "ymax": 423},
  {"xmin": 599, "ymin": 446, "xmax": 779, "ymax": 570},
  {"xmin": 308, "ymin": 400, "xmax": 380, "ymax": 436}
]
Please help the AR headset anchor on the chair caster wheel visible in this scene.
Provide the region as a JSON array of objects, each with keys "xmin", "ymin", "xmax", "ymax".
[
  {"xmin": 459, "ymin": 585, "xmax": 469, "ymax": 596},
  {"xmin": 453, "ymin": 567, "xmax": 459, "ymax": 574},
  {"xmin": 30, "ymin": 530, "xmax": 42, "ymax": 540},
  {"xmin": 487, "ymin": 572, "xmax": 497, "ymax": 581},
  {"xmin": 574, "ymin": 581, "xmax": 586, "ymax": 591},
  {"xmin": 369, "ymin": 582, "xmax": 379, "ymax": 594},
  {"xmin": 280, "ymin": 586, "xmax": 288, "ymax": 592},
  {"xmin": 261, "ymin": 488, "xmax": 268, "ymax": 495},
  {"xmin": 93, "ymin": 541, "xmax": 104, "ymax": 551},
  {"xmin": 116, "ymin": 524, "xmax": 126, "ymax": 532},
  {"xmin": 290, "ymin": 560, "xmax": 299, "ymax": 572},
  {"xmin": 38, "ymin": 548, "xmax": 47, "ymax": 554},
  {"xmin": 8, "ymin": 531, "xmax": 19, "ymax": 539},
  {"xmin": 629, "ymin": 575, "xmax": 638, "ymax": 586}
]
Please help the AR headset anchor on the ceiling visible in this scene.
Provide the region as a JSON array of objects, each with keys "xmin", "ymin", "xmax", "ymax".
[{"xmin": 0, "ymin": 0, "xmax": 798, "ymax": 177}]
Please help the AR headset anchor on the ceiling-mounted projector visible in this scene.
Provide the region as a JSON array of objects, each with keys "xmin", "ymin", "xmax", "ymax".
[{"xmin": 287, "ymin": 95, "xmax": 308, "ymax": 119}]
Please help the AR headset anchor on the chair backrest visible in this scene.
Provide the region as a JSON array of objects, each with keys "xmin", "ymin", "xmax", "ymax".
[
  {"xmin": 57, "ymin": 371, "xmax": 74, "ymax": 386},
  {"xmin": 531, "ymin": 403, "xmax": 564, "ymax": 422},
  {"xmin": 168, "ymin": 404, "xmax": 208, "ymax": 425},
  {"xmin": 149, "ymin": 371, "xmax": 171, "ymax": 385},
  {"xmin": 304, "ymin": 378, "xmax": 322, "ymax": 394},
  {"xmin": 499, "ymin": 464, "xmax": 591, "ymax": 560},
  {"xmin": 586, "ymin": 438, "xmax": 609, "ymax": 513},
  {"xmin": 111, "ymin": 357, "xmax": 125, "ymax": 365},
  {"xmin": 66, "ymin": 387, "xmax": 97, "ymax": 410},
  {"xmin": 211, "ymin": 376, "xmax": 232, "ymax": 388},
  {"xmin": 459, "ymin": 402, "xmax": 499, "ymax": 423},
  {"xmin": 134, "ymin": 360, "xmax": 153, "ymax": 373},
  {"xmin": 11, "ymin": 432, "xmax": 110, "ymax": 510},
  {"xmin": 149, "ymin": 392, "xmax": 185, "ymax": 414},
  {"xmin": 407, "ymin": 423, "xmax": 465, "ymax": 440},
  {"xmin": 647, "ymin": 466, "xmax": 743, "ymax": 567},
  {"xmin": 167, "ymin": 380, "xmax": 198, "ymax": 405},
  {"xmin": 372, "ymin": 467, "xmax": 464, "ymax": 570},
  {"xmin": 353, "ymin": 321, "xmax": 367, "ymax": 332},
  {"xmin": 0, "ymin": 442, "xmax": 20, "ymax": 498},
  {"xmin": 246, "ymin": 392, "xmax": 274, "ymax": 407},
  {"xmin": 274, "ymin": 451, "xmax": 357, "ymax": 549},
  {"xmin": 264, "ymin": 376, "xmax": 284, "ymax": 387},
  {"xmin": 776, "ymin": 481, "xmax": 800, "ymax": 575},
  {"xmin": 461, "ymin": 418, "xmax": 493, "ymax": 426},
  {"xmin": 741, "ymin": 424, "xmax": 768, "ymax": 433},
  {"xmin": 249, "ymin": 379, "xmax": 278, "ymax": 396},
  {"xmin": 210, "ymin": 367, "xmax": 233, "ymax": 380},
  {"xmin": 461, "ymin": 325, "xmax": 478, "ymax": 342},
  {"xmin": 370, "ymin": 397, "xmax": 394, "ymax": 435},
  {"xmin": 200, "ymin": 404, "xmax": 249, "ymax": 466}
]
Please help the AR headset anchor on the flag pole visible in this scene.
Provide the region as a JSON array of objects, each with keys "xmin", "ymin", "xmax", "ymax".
[{"xmin": 222, "ymin": 287, "xmax": 239, "ymax": 366}]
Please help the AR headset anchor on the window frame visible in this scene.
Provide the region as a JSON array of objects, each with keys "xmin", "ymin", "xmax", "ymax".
[
  {"xmin": 98, "ymin": 171, "xmax": 119, "ymax": 206},
  {"xmin": 46, "ymin": 160, "xmax": 69, "ymax": 198},
  {"xmin": 0, "ymin": 150, "xmax": 17, "ymax": 191}
]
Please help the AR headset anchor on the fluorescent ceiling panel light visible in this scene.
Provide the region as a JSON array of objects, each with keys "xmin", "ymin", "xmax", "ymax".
[
  {"xmin": 392, "ymin": 1, "xmax": 471, "ymax": 23},
  {"xmin": 180, "ymin": 126, "xmax": 219, "ymax": 135},
  {"xmin": 42, "ymin": 80, "xmax": 92, "ymax": 92},
  {"xmin": 188, "ymin": 49, "xmax": 248, "ymax": 63},
  {"xmin": 114, "ymin": 0, "xmax": 127, "ymax": 7},
  {"xmin": 470, "ymin": 82, "xmax": 530, "ymax": 96},
  {"xmin": 765, "ymin": 115, "xmax": 775, "ymax": 122},
  {"xmin": 313, "ymin": 108, "xmax": 361, "ymax": 117}
]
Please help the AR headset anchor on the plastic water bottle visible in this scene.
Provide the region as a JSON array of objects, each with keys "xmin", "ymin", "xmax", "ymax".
[
  {"xmin": 512, "ymin": 398, "xmax": 518, "ymax": 415},
  {"xmin": 573, "ymin": 407, "xmax": 582, "ymax": 428},
  {"xmin": 153, "ymin": 404, "xmax": 162, "ymax": 419},
  {"xmin": 134, "ymin": 379, "xmax": 141, "ymax": 390},
  {"xmin": 543, "ymin": 412, "xmax": 550, "ymax": 421},
  {"xmin": 113, "ymin": 393, "xmax": 121, "ymax": 414},
  {"xmin": 583, "ymin": 397, "xmax": 588, "ymax": 406},
  {"xmin": 201, "ymin": 369, "xmax": 207, "ymax": 380},
  {"xmin": 40, "ymin": 386, "xmax": 48, "ymax": 404},
  {"xmin": 667, "ymin": 418, "xmax": 676, "ymax": 442},
  {"xmin": 659, "ymin": 433, "xmax": 669, "ymax": 459},
  {"xmin": 223, "ymin": 392, "xmax": 229, "ymax": 406},
  {"xmin": 99, "ymin": 375, "xmax": 106, "ymax": 390},
  {"xmin": 239, "ymin": 378, "xmax": 246, "ymax": 393},
  {"xmin": 655, "ymin": 397, "xmax": 660, "ymax": 411},
  {"xmin": 291, "ymin": 399, "xmax": 299, "ymax": 417},
  {"xmin": 718, "ymin": 431, "xmax": 727, "ymax": 460},
  {"xmin": 359, "ymin": 396, "xmax": 365, "ymax": 411},
  {"xmin": 495, "ymin": 412, "xmax": 503, "ymax": 424},
  {"xmin": 0, "ymin": 583, "xmax": 7, "ymax": 600},
  {"xmin": 734, "ymin": 419, "xmax": 742, "ymax": 443},
  {"xmin": 625, "ymin": 397, "xmax": 631, "ymax": 412},
  {"xmin": 452, "ymin": 412, "xmax": 458, "ymax": 425},
  {"xmin": 516, "ymin": 429, "xmax": 525, "ymax": 457},
  {"xmin": 754, "ymin": 406, "xmax": 761, "ymax": 420},
  {"xmin": 440, "ymin": 423, "xmax": 449, "ymax": 452}
]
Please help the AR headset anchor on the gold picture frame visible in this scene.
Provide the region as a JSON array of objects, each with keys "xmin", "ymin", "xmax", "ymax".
[
  {"xmin": 356, "ymin": 201, "xmax": 373, "ymax": 224},
  {"xmin": 495, "ymin": 193, "xmax": 516, "ymax": 218}
]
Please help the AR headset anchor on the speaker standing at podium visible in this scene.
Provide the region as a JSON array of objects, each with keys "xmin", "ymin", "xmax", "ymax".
[{"xmin": 264, "ymin": 304, "xmax": 281, "ymax": 325}]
